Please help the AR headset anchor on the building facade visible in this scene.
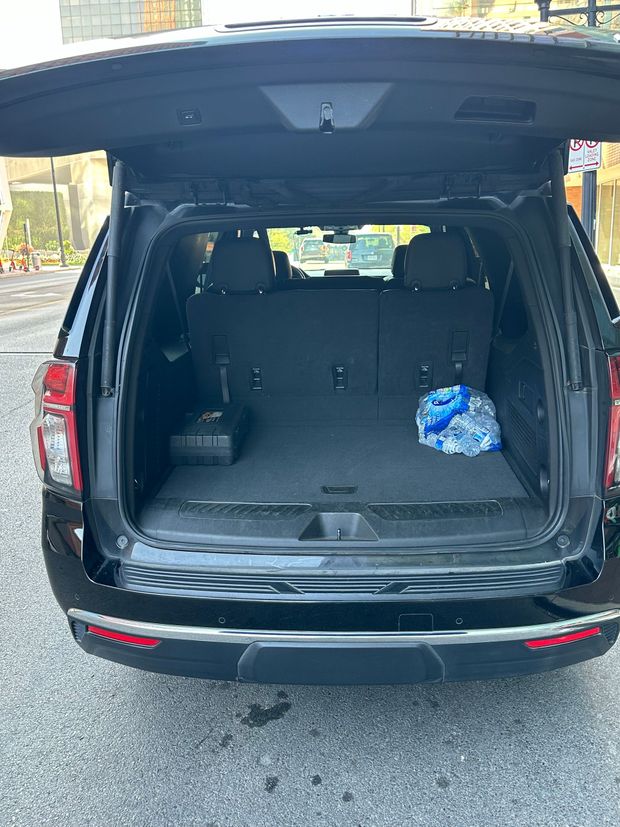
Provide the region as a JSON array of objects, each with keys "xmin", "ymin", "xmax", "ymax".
[
  {"xmin": 596, "ymin": 144, "xmax": 620, "ymax": 269},
  {"xmin": 58, "ymin": 0, "xmax": 203, "ymax": 43},
  {"xmin": 1, "ymin": 0, "xmax": 210, "ymax": 253}
]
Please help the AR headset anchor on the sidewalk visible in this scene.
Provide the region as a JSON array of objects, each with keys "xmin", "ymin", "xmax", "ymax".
[{"xmin": 0, "ymin": 263, "xmax": 81, "ymax": 278}]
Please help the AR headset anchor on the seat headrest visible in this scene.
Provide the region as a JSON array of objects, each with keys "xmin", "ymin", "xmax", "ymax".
[
  {"xmin": 210, "ymin": 236, "xmax": 275, "ymax": 293},
  {"xmin": 273, "ymin": 250, "xmax": 292, "ymax": 283},
  {"xmin": 391, "ymin": 244, "xmax": 407, "ymax": 279},
  {"xmin": 404, "ymin": 231, "xmax": 468, "ymax": 291}
]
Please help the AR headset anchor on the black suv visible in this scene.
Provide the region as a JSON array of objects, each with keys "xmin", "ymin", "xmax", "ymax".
[{"xmin": 5, "ymin": 18, "xmax": 620, "ymax": 684}]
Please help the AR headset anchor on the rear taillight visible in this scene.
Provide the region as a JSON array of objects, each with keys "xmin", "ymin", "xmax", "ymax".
[
  {"xmin": 87, "ymin": 626, "xmax": 160, "ymax": 647},
  {"xmin": 524, "ymin": 626, "xmax": 601, "ymax": 649},
  {"xmin": 605, "ymin": 355, "xmax": 620, "ymax": 493},
  {"xmin": 346, "ymin": 249, "xmax": 352, "ymax": 261},
  {"xmin": 30, "ymin": 360, "xmax": 82, "ymax": 495}
]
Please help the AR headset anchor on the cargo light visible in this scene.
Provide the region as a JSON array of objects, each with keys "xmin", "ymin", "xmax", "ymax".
[
  {"xmin": 30, "ymin": 360, "xmax": 82, "ymax": 494},
  {"xmin": 87, "ymin": 625, "xmax": 161, "ymax": 647},
  {"xmin": 524, "ymin": 627, "xmax": 600, "ymax": 649}
]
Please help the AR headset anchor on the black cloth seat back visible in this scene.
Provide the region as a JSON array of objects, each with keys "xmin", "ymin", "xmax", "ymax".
[
  {"xmin": 378, "ymin": 231, "xmax": 494, "ymax": 418},
  {"xmin": 187, "ymin": 236, "xmax": 379, "ymax": 419}
]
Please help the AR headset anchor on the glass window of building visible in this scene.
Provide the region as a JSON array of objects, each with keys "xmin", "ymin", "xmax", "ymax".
[{"xmin": 59, "ymin": 0, "xmax": 203, "ymax": 44}]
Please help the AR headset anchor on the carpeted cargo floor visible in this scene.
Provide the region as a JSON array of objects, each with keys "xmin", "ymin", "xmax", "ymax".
[{"xmin": 155, "ymin": 421, "xmax": 526, "ymax": 505}]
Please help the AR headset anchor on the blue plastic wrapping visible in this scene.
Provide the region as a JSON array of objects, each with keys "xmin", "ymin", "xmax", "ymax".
[{"xmin": 416, "ymin": 386, "xmax": 502, "ymax": 457}]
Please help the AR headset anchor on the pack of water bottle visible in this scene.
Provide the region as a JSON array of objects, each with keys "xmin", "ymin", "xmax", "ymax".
[{"xmin": 416, "ymin": 385, "xmax": 502, "ymax": 457}]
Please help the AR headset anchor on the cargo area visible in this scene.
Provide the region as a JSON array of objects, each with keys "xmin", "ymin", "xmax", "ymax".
[
  {"xmin": 159, "ymin": 421, "xmax": 525, "ymax": 506},
  {"xmin": 124, "ymin": 218, "xmax": 556, "ymax": 551},
  {"xmin": 138, "ymin": 418, "xmax": 535, "ymax": 546}
]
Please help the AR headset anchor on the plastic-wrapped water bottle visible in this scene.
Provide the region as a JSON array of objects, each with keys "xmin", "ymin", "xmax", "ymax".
[
  {"xmin": 450, "ymin": 412, "xmax": 501, "ymax": 452},
  {"xmin": 416, "ymin": 385, "xmax": 471, "ymax": 435},
  {"xmin": 425, "ymin": 428, "xmax": 480, "ymax": 457},
  {"xmin": 416, "ymin": 385, "xmax": 502, "ymax": 457},
  {"xmin": 467, "ymin": 390, "xmax": 496, "ymax": 418}
]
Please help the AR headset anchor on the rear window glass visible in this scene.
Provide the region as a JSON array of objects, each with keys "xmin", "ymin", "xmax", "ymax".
[
  {"xmin": 266, "ymin": 224, "xmax": 430, "ymax": 278},
  {"xmin": 354, "ymin": 235, "xmax": 394, "ymax": 250}
]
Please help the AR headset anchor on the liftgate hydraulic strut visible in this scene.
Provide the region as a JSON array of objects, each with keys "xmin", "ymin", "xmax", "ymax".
[
  {"xmin": 549, "ymin": 149, "xmax": 583, "ymax": 392},
  {"xmin": 101, "ymin": 159, "xmax": 126, "ymax": 397}
]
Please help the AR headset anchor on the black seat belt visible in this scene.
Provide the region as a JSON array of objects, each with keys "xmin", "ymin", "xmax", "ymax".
[
  {"xmin": 492, "ymin": 261, "xmax": 514, "ymax": 340},
  {"xmin": 166, "ymin": 264, "xmax": 190, "ymax": 348},
  {"xmin": 213, "ymin": 335, "xmax": 231, "ymax": 404},
  {"xmin": 219, "ymin": 366, "xmax": 230, "ymax": 404},
  {"xmin": 450, "ymin": 331, "xmax": 469, "ymax": 383}
]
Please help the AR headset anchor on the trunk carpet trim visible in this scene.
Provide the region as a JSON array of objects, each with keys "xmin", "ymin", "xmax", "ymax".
[
  {"xmin": 367, "ymin": 500, "xmax": 504, "ymax": 521},
  {"xmin": 179, "ymin": 501, "xmax": 314, "ymax": 520},
  {"xmin": 174, "ymin": 499, "xmax": 504, "ymax": 522}
]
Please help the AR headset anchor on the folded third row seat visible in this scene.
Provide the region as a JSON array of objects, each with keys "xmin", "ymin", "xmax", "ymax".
[
  {"xmin": 187, "ymin": 231, "xmax": 494, "ymax": 421},
  {"xmin": 378, "ymin": 231, "xmax": 494, "ymax": 417},
  {"xmin": 187, "ymin": 236, "xmax": 379, "ymax": 419}
]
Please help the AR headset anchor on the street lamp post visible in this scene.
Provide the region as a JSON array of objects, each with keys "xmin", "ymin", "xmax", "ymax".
[
  {"xmin": 23, "ymin": 218, "xmax": 31, "ymax": 270},
  {"xmin": 535, "ymin": 0, "xmax": 620, "ymax": 242},
  {"xmin": 537, "ymin": 0, "xmax": 551, "ymax": 20},
  {"xmin": 50, "ymin": 157, "xmax": 68, "ymax": 267}
]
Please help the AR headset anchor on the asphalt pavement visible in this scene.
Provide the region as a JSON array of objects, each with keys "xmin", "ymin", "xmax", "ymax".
[
  {"xmin": 1, "ymin": 270, "xmax": 620, "ymax": 826},
  {"xmin": 0, "ymin": 268, "xmax": 82, "ymax": 352}
]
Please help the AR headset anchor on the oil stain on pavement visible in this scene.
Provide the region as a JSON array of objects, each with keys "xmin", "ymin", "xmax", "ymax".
[{"xmin": 240, "ymin": 700, "xmax": 292, "ymax": 728}]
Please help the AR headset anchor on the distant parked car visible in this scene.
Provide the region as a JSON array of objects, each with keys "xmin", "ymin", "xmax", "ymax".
[
  {"xmin": 346, "ymin": 233, "xmax": 395, "ymax": 270},
  {"xmin": 300, "ymin": 237, "xmax": 328, "ymax": 263}
]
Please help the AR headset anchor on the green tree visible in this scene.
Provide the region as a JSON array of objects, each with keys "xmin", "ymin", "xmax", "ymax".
[
  {"xmin": 5, "ymin": 191, "xmax": 71, "ymax": 251},
  {"xmin": 370, "ymin": 224, "xmax": 430, "ymax": 246},
  {"xmin": 267, "ymin": 227, "xmax": 299, "ymax": 256}
]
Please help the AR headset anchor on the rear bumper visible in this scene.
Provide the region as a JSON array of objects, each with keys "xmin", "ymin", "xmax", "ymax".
[{"xmin": 68, "ymin": 608, "xmax": 620, "ymax": 684}]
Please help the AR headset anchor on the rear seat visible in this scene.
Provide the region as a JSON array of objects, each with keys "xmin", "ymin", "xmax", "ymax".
[
  {"xmin": 378, "ymin": 231, "xmax": 494, "ymax": 418},
  {"xmin": 390, "ymin": 244, "xmax": 407, "ymax": 281},
  {"xmin": 187, "ymin": 236, "xmax": 379, "ymax": 420},
  {"xmin": 187, "ymin": 232, "xmax": 494, "ymax": 422},
  {"xmin": 273, "ymin": 250, "xmax": 293, "ymax": 284}
]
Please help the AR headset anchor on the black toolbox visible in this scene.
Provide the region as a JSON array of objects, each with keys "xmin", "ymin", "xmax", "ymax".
[{"xmin": 169, "ymin": 404, "xmax": 249, "ymax": 466}]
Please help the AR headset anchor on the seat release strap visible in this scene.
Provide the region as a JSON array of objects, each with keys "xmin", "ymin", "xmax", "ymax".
[{"xmin": 219, "ymin": 367, "xmax": 230, "ymax": 405}]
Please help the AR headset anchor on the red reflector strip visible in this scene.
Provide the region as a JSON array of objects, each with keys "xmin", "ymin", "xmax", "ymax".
[
  {"xmin": 524, "ymin": 626, "xmax": 601, "ymax": 649},
  {"xmin": 87, "ymin": 625, "xmax": 160, "ymax": 647}
]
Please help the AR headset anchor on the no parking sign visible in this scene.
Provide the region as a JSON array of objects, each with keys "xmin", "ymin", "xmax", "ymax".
[{"xmin": 568, "ymin": 139, "xmax": 602, "ymax": 173}]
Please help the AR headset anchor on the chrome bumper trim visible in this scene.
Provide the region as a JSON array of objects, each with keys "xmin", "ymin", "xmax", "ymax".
[{"xmin": 68, "ymin": 608, "xmax": 620, "ymax": 647}]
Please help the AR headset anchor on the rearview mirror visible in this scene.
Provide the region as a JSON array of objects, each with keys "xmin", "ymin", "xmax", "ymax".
[{"xmin": 323, "ymin": 233, "xmax": 356, "ymax": 244}]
